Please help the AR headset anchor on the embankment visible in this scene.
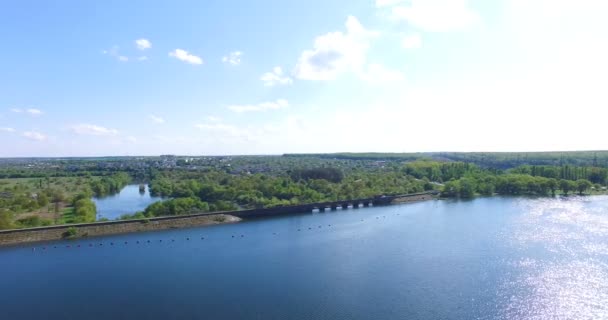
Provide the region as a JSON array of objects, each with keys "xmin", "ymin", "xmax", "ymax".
[
  {"xmin": 0, "ymin": 213, "xmax": 240, "ymax": 247},
  {"xmin": 0, "ymin": 191, "xmax": 438, "ymax": 246},
  {"xmin": 390, "ymin": 193, "xmax": 435, "ymax": 204}
]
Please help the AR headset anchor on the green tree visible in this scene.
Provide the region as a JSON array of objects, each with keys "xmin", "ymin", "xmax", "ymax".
[
  {"xmin": 73, "ymin": 198, "xmax": 97, "ymax": 222},
  {"xmin": 545, "ymin": 179, "xmax": 558, "ymax": 196},
  {"xmin": 459, "ymin": 178, "xmax": 476, "ymax": 198},
  {"xmin": 0, "ymin": 210, "xmax": 13, "ymax": 230},
  {"xmin": 37, "ymin": 193, "xmax": 49, "ymax": 207},
  {"xmin": 441, "ymin": 180, "xmax": 460, "ymax": 198},
  {"xmin": 576, "ymin": 179, "xmax": 592, "ymax": 195},
  {"xmin": 559, "ymin": 179, "xmax": 575, "ymax": 195}
]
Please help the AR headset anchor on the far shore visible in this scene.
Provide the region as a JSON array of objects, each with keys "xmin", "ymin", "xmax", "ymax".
[{"xmin": 0, "ymin": 192, "xmax": 438, "ymax": 247}]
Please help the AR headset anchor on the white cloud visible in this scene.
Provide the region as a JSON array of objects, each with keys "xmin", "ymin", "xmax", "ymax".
[
  {"xmin": 102, "ymin": 46, "xmax": 130, "ymax": 62},
  {"xmin": 228, "ymin": 99, "xmax": 289, "ymax": 113},
  {"xmin": 137, "ymin": 56, "xmax": 148, "ymax": 61},
  {"xmin": 222, "ymin": 51, "xmax": 243, "ymax": 65},
  {"xmin": 148, "ymin": 115, "xmax": 165, "ymax": 124},
  {"xmin": 294, "ymin": 16, "xmax": 377, "ymax": 80},
  {"xmin": 22, "ymin": 131, "xmax": 46, "ymax": 141},
  {"xmin": 26, "ymin": 108, "xmax": 43, "ymax": 116},
  {"xmin": 390, "ymin": 0, "xmax": 480, "ymax": 32},
  {"xmin": 360, "ymin": 63, "xmax": 405, "ymax": 84},
  {"xmin": 402, "ymin": 33, "xmax": 422, "ymax": 49},
  {"xmin": 126, "ymin": 136, "xmax": 137, "ymax": 143},
  {"xmin": 70, "ymin": 123, "xmax": 119, "ymax": 136},
  {"xmin": 169, "ymin": 49, "xmax": 203, "ymax": 65},
  {"xmin": 10, "ymin": 108, "xmax": 43, "ymax": 116},
  {"xmin": 260, "ymin": 66, "xmax": 293, "ymax": 86},
  {"xmin": 376, "ymin": 0, "xmax": 405, "ymax": 7},
  {"xmin": 135, "ymin": 38, "xmax": 151, "ymax": 50},
  {"xmin": 0, "ymin": 127, "xmax": 15, "ymax": 133}
]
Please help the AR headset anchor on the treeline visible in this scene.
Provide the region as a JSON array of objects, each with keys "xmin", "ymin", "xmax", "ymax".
[
  {"xmin": 442, "ymin": 174, "xmax": 593, "ymax": 198},
  {"xmin": 89, "ymin": 173, "xmax": 131, "ymax": 196},
  {"xmin": 511, "ymin": 165, "xmax": 608, "ymax": 185},
  {"xmin": 289, "ymin": 167, "xmax": 344, "ymax": 183},
  {"xmin": 433, "ymin": 151, "xmax": 608, "ymax": 169},
  {"xmin": 284, "ymin": 153, "xmax": 426, "ymax": 161},
  {"xmin": 121, "ymin": 197, "xmax": 238, "ymax": 220},
  {"xmin": 289, "ymin": 151, "xmax": 608, "ymax": 169},
  {"xmin": 403, "ymin": 161, "xmax": 493, "ymax": 182},
  {"xmin": 400, "ymin": 161, "xmax": 599, "ymax": 199},
  {"xmin": 143, "ymin": 167, "xmax": 430, "ymax": 217}
]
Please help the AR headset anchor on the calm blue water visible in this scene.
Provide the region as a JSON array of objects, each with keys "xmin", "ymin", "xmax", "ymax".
[
  {"xmin": 2, "ymin": 196, "xmax": 608, "ymax": 319},
  {"xmin": 92, "ymin": 184, "xmax": 164, "ymax": 220}
]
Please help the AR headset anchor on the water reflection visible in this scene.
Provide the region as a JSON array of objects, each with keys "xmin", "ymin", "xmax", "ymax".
[
  {"xmin": 499, "ymin": 196, "xmax": 608, "ymax": 319},
  {"xmin": 92, "ymin": 184, "xmax": 164, "ymax": 220}
]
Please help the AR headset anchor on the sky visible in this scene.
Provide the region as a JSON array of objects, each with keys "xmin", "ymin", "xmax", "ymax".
[{"xmin": 1, "ymin": 0, "xmax": 607, "ymax": 157}]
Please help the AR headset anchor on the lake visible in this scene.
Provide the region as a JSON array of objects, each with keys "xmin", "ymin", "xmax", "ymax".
[
  {"xmin": 92, "ymin": 184, "xmax": 164, "ymax": 220},
  {"xmin": 2, "ymin": 196, "xmax": 608, "ymax": 319}
]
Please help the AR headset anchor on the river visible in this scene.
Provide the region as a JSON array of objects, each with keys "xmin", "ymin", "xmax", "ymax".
[
  {"xmin": 92, "ymin": 184, "xmax": 164, "ymax": 220},
  {"xmin": 2, "ymin": 196, "xmax": 608, "ymax": 319}
]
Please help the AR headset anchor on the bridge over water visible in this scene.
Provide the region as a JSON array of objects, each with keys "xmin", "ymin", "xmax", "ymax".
[{"xmin": 231, "ymin": 191, "xmax": 440, "ymax": 219}]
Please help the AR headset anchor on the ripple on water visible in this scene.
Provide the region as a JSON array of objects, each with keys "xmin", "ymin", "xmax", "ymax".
[
  {"xmin": 499, "ymin": 196, "xmax": 608, "ymax": 319},
  {"xmin": 499, "ymin": 259, "xmax": 608, "ymax": 320}
]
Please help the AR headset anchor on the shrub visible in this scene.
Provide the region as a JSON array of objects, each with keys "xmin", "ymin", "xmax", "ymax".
[{"xmin": 63, "ymin": 226, "xmax": 78, "ymax": 239}]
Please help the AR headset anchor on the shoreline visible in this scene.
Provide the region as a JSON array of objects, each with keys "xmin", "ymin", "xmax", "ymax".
[
  {"xmin": 0, "ymin": 191, "xmax": 438, "ymax": 247},
  {"xmin": 0, "ymin": 213, "xmax": 241, "ymax": 247}
]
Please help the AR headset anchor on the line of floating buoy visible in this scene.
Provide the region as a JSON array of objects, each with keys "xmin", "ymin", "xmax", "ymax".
[{"xmin": 30, "ymin": 211, "xmax": 407, "ymax": 253}]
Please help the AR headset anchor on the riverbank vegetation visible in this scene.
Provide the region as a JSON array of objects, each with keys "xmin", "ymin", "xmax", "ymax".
[
  {"xmin": 0, "ymin": 173, "xmax": 128, "ymax": 229},
  {"xmin": 1, "ymin": 152, "xmax": 608, "ymax": 229},
  {"xmin": 403, "ymin": 161, "xmax": 600, "ymax": 198}
]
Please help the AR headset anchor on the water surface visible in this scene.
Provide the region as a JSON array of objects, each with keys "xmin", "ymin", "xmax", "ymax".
[
  {"xmin": 92, "ymin": 184, "xmax": 163, "ymax": 220},
  {"xmin": 2, "ymin": 196, "xmax": 608, "ymax": 319}
]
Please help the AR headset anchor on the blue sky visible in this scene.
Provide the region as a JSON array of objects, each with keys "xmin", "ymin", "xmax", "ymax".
[{"xmin": 1, "ymin": 0, "xmax": 607, "ymax": 156}]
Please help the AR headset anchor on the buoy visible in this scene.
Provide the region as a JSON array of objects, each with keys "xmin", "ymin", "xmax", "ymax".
[
  {"xmin": 136, "ymin": 241, "xmax": 140, "ymax": 244},
  {"xmin": 147, "ymin": 240, "xmax": 150, "ymax": 243},
  {"xmin": 297, "ymin": 229, "xmax": 301, "ymax": 231},
  {"xmin": 201, "ymin": 237, "xmax": 204, "ymax": 240},
  {"xmin": 186, "ymin": 237, "xmax": 190, "ymax": 240},
  {"xmin": 232, "ymin": 235, "xmax": 235, "ymax": 238},
  {"xmin": 110, "ymin": 242, "xmax": 114, "ymax": 245},
  {"xmin": 124, "ymin": 241, "xmax": 128, "ymax": 244},
  {"xmin": 159, "ymin": 239, "xmax": 162, "ymax": 242},
  {"xmin": 77, "ymin": 245, "xmax": 81, "ymax": 247},
  {"xmin": 240, "ymin": 235, "xmax": 244, "ymax": 237}
]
